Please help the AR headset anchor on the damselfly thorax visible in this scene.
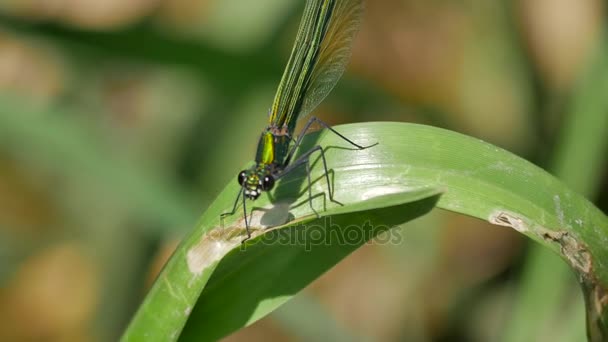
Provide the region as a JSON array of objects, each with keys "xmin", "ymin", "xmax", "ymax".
[{"xmin": 238, "ymin": 125, "xmax": 292, "ymax": 201}]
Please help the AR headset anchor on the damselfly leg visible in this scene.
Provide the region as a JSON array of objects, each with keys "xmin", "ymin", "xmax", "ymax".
[
  {"xmin": 222, "ymin": 116, "xmax": 376, "ymax": 243},
  {"xmin": 277, "ymin": 116, "xmax": 377, "ymax": 216}
]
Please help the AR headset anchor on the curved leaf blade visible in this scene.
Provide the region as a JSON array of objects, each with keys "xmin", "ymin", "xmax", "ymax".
[{"xmin": 122, "ymin": 122, "xmax": 608, "ymax": 341}]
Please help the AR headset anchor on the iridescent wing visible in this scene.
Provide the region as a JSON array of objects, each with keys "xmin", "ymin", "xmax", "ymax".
[
  {"xmin": 298, "ymin": 0, "xmax": 362, "ymax": 121},
  {"xmin": 269, "ymin": 0, "xmax": 363, "ymax": 133}
]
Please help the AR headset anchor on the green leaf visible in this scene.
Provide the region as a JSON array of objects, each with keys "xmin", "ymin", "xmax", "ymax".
[{"xmin": 122, "ymin": 122, "xmax": 608, "ymax": 341}]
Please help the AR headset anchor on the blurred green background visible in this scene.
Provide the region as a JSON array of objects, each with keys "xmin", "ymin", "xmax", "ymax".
[{"xmin": 0, "ymin": 0, "xmax": 607, "ymax": 341}]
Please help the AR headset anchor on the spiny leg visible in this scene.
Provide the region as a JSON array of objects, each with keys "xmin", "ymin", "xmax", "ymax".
[
  {"xmin": 241, "ymin": 188, "xmax": 252, "ymax": 243},
  {"xmin": 307, "ymin": 116, "xmax": 377, "ymax": 150},
  {"xmin": 280, "ymin": 116, "xmax": 376, "ymax": 201},
  {"xmin": 220, "ymin": 187, "xmax": 243, "ymax": 228},
  {"xmin": 283, "ymin": 116, "xmax": 377, "ymax": 166},
  {"xmin": 305, "ymin": 156, "xmax": 319, "ymax": 217},
  {"xmin": 278, "ymin": 145, "xmax": 340, "ymax": 216},
  {"xmin": 220, "ymin": 187, "xmax": 252, "ymax": 243}
]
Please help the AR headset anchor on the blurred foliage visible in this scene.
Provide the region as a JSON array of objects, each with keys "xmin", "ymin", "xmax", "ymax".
[{"xmin": 0, "ymin": 0, "xmax": 606, "ymax": 341}]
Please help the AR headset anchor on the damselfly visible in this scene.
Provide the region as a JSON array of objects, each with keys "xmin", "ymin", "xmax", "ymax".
[{"xmin": 222, "ymin": 0, "xmax": 374, "ymax": 241}]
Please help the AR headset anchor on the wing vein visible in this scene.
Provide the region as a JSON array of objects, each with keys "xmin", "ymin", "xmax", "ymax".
[{"xmin": 269, "ymin": 0, "xmax": 362, "ymax": 132}]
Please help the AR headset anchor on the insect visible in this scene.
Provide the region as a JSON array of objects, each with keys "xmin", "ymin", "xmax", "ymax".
[{"xmin": 222, "ymin": 0, "xmax": 374, "ymax": 242}]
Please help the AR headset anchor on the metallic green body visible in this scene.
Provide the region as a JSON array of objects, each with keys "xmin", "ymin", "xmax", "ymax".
[{"xmin": 239, "ymin": 0, "xmax": 362, "ymax": 200}]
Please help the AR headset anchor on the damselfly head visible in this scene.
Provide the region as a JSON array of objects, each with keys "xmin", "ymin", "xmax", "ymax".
[{"xmin": 238, "ymin": 168, "xmax": 275, "ymax": 200}]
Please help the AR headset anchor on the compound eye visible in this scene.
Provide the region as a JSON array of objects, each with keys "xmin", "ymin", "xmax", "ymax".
[
  {"xmin": 238, "ymin": 171, "xmax": 247, "ymax": 186},
  {"xmin": 261, "ymin": 175, "xmax": 275, "ymax": 191}
]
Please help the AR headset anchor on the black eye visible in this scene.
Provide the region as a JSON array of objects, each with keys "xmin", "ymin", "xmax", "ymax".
[
  {"xmin": 261, "ymin": 175, "xmax": 275, "ymax": 191},
  {"xmin": 238, "ymin": 171, "xmax": 247, "ymax": 186}
]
